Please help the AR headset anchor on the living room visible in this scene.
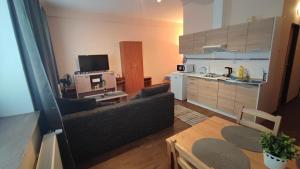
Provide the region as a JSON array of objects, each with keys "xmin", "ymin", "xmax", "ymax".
[{"xmin": 1, "ymin": 0, "xmax": 300, "ymax": 169}]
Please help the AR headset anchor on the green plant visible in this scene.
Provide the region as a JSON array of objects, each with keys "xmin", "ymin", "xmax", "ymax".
[{"xmin": 260, "ymin": 132, "xmax": 299, "ymax": 160}]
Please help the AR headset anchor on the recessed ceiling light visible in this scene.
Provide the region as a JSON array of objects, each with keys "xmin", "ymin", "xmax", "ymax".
[{"xmin": 157, "ymin": 0, "xmax": 162, "ymax": 3}]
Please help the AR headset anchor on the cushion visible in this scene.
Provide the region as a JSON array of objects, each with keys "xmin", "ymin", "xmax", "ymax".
[
  {"xmin": 56, "ymin": 98, "xmax": 97, "ymax": 115},
  {"xmin": 139, "ymin": 83, "xmax": 170, "ymax": 98}
]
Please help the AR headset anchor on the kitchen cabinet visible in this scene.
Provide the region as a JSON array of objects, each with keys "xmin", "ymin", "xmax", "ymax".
[
  {"xmin": 205, "ymin": 27, "xmax": 228, "ymax": 46},
  {"xmin": 234, "ymin": 84, "xmax": 259, "ymax": 120},
  {"xmin": 227, "ymin": 23, "xmax": 248, "ymax": 52},
  {"xmin": 217, "ymin": 81, "xmax": 237, "ymax": 114},
  {"xmin": 179, "ymin": 34, "xmax": 194, "ymax": 54},
  {"xmin": 187, "ymin": 77, "xmax": 198, "ymax": 102},
  {"xmin": 193, "ymin": 32, "xmax": 206, "ymax": 53},
  {"xmin": 246, "ymin": 18, "xmax": 274, "ymax": 52},
  {"xmin": 197, "ymin": 79, "xmax": 218, "ymax": 108}
]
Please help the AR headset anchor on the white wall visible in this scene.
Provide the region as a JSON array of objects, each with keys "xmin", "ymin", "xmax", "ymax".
[
  {"xmin": 183, "ymin": 1, "xmax": 213, "ymax": 34},
  {"xmin": 183, "ymin": 0, "xmax": 283, "ymax": 34},
  {"xmin": 0, "ymin": 0, "xmax": 34, "ymax": 116},
  {"xmin": 46, "ymin": 8, "xmax": 183, "ymax": 85},
  {"xmin": 223, "ymin": 0, "xmax": 284, "ymax": 25}
]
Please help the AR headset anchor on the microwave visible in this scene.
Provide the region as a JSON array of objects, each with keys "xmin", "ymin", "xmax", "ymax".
[{"xmin": 177, "ymin": 64, "xmax": 194, "ymax": 73}]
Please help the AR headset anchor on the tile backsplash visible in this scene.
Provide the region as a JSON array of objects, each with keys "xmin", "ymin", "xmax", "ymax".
[{"xmin": 185, "ymin": 51, "xmax": 270, "ymax": 79}]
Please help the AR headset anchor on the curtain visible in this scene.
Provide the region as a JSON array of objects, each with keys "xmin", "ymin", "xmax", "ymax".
[{"xmin": 7, "ymin": 0, "xmax": 75, "ymax": 168}]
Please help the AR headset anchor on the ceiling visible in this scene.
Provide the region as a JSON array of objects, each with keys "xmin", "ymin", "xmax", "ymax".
[{"xmin": 44, "ymin": 0, "xmax": 185, "ymax": 23}]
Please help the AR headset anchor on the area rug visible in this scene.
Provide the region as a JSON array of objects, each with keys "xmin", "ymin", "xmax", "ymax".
[{"xmin": 175, "ymin": 105, "xmax": 208, "ymax": 126}]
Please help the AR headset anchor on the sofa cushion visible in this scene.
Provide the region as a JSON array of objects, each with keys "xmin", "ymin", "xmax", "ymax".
[
  {"xmin": 56, "ymin": 98, "xmax": 97, "ymax": 115},
  {"xmin": 139, "ymin": 83, "xmax": 169, "ymax": 98}
]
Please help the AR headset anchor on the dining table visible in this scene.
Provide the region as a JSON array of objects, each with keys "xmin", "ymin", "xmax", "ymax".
[{"xmin": 166, "ymin": 116, "xmax": 297, "ymax": 169}]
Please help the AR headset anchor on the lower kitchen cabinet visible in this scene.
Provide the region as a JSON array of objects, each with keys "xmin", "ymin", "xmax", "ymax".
[
  {"xmin": 217, "ymin": 81, "xmax": 237, "ymax": 115},
  {"xmin": 234, "ymin": 84, "xmax": 259, "ymax": 120},
  {"xmin": 187, "ymin": 77, "xmax": 198, "ymax": 103},
  {"xmin": 197, "ymin": 79, "xmax": 218, "ymax": 108},
  {"xmin": 187, "ymin": 76, "xmax": 260, "ymax": 119}
]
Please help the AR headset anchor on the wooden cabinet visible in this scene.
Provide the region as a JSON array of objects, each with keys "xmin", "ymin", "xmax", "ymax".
[
  {"xmin": 187, "ymin": 77, "xmax": 198, "ymax": 102},
  {"xmin": 197, "ymin": 79, "xmax": 218, "ymax": 108},
  {"xmin": 217, "ymin": 81, "xmax": 237, "ymax": 114},
  {"xmin": 193, "ymin": 32, "xmax": 206, "ymax": 53},
  {"xmin": 227, "ymin": 23, "xmax": 248, "ymax": 52},
  {"xmin": 246, "ymin": 18, "xmax": 274, "ymax": 52},
  {"xmin": 120, "ymin": 41, "xmax": 144, "ymax": 94},
  {"xmin": 179, "ymin": 17, "xmax": 276, "ymax": 55},
  {"xmin": 179, "ymin": 34, "xmax": 194, "ymax": 54},
  {"xmin": 74, "ymin": 75, "xmax": 91, "ymax": 93},
  {"xmin": 234, "ymin": 84, "xmax": 259, "ymax": 119},
  {"xmin": 205, "ymin": 28, "xmax": 228, "ymax": 46}
]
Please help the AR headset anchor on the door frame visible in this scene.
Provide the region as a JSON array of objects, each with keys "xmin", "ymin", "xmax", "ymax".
[{"xmin": 280, "ymin": 23, "xmax": 300, "ymax": 104}]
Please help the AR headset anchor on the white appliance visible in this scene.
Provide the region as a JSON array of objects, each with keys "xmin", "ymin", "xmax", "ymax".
[
  {"xmin": 177, "ymin": 63, "xmax": 194, "ymax": 73},
  {"xmin": 170, "ymin": 72, "xmax": 187, "ymax": 100}
]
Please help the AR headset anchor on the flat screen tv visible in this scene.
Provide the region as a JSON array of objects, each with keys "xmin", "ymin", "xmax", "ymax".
[{"xmin": 78, "ymin": 55, "xmax": 109, "ymax": 72}]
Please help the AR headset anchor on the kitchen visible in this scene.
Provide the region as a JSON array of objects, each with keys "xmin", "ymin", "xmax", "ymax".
[{"xmin": 171, "ymin": 17, "xmax": 281, "ymax": 119}]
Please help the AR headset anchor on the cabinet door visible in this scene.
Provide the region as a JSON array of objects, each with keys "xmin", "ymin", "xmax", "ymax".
[
  {"xmin": 179, "ymin": 34, "xmax": 194, "ymax": 54},
  {"xmin": 205, "ymin": 28, "xmax": 228, "ymax": 46},
  {"xmin": 246, "ymin": 18, "xmax": 274, "ymax": 52},
  {"xmin": 193, "ymin": 32, "xmax": 206, "ymax": 53},
  {"xmin": 234, "ymin": 84, "xmax": 259, "ymax": 119},
  {"xmin": 217, "ymin": 82, "xmax": 237, "ymax": 114},
  {"xmin": 75, "ymin": 75, "xmax": 91, "ymax": 94},
  {"xmin": 227, "ymin": 23, "xmax": 248, "ymax": 52},
  {"xmin": 198, "ymin": 79, "xmax": 218, "ymax": 108},
  {"xmin": 187, "ymin": 77, "xmax": 198, "ymax": 102}
]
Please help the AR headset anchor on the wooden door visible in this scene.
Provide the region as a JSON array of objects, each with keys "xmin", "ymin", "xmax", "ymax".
[
  {"xmin": 246, "ymin": 18, "xmax": 274, "ymax": 52},
  {"xmin": 227, "ymin": 23, "xmax": 248, "ymax": 52},
  {"xmin": 120, "ymin": 41, "xmax": 144, "ymax": 94}
]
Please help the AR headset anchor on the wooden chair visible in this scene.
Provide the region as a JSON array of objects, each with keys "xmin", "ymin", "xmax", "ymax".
[
  {"xmin": 170, "ymin": 140, "xmax": 212, "ymax": 169},
  {"xmin": 237, "ymin": 108, "xmax": 282, "ymax": 136}
]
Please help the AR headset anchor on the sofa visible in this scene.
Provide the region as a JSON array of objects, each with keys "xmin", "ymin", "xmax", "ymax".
[{"xmin": 60, "ymin": 84, "xmax": 174, "ymax": 162}]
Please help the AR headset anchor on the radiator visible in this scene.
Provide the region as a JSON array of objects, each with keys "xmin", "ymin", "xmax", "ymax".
[{"xmin": 36, "ymin": 132, "xmax": 63, "ymax": 169}]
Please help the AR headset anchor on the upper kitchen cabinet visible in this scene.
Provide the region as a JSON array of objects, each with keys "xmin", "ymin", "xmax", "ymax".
[
  {"xmin": 193, "ymin": 32, "xmax": 206, "ymax": 53},
  {"xmin": 205, "ymin": 27, "xmax": 228, "ymax": 46},
  {"xmin": 227, "ymin": 23, "xmax": 248, "ymax": 52},
  {"xmin": 179, "ymin": 34, "xmax": 194, "ymax": 54},
  {"xmin": 246, "ymin": 17, "xmax": 275, "ymax": 52}
]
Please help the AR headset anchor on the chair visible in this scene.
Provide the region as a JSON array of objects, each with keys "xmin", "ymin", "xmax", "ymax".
[
  {"xmin": 237, "ymin": 108, "xmax": 282, "ymax": 136},
  {"xmin": 170, "ymin": 140, "xmax": 212, "ymax": 169}
]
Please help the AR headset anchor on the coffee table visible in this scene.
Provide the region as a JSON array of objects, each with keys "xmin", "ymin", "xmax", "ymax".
[{"xmin": 84, "ymin": 91, "xmax": 128, "ymax": 102}]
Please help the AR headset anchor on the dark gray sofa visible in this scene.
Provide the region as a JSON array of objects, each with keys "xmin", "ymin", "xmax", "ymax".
[{"xmin": 62, "ymin": 89, "xmax": 174, "ymax": 163}]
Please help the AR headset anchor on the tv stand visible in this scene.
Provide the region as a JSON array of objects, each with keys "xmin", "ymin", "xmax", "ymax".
[{"xmin": 74, "ymin": 71, "xmax": 117, "ymax": 98}]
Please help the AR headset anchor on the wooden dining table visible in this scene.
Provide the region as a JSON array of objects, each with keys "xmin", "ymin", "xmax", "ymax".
[{"xmin": 166, "ymin": 116, "xmax": 297, "ymax": 169}]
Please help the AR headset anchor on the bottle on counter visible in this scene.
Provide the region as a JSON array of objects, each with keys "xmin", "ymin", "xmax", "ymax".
[{"xmin": 237, "ymin": 66, "xmax": 245, "ymax": 80}]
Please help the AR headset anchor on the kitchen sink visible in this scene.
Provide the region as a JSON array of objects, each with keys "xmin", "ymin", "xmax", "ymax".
[{"xmin": 203, "ymin": 73, "xmax": 223, "ymax": 78}]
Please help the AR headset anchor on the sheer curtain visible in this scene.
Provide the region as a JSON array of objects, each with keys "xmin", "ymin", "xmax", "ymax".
[{"xmin": 8, "ymin": 0, "xmax": 75, "ymax": 168}]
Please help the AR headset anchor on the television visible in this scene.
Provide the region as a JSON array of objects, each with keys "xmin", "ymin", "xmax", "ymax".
[{"xmin": 78, "ymin": 55, "xmax": 109, "ymax": 72}]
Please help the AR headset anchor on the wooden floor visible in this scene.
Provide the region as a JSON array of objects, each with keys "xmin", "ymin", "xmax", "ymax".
[{"xmin": 77, "ymin": 99, "xmax": 300, "ymax": 169}]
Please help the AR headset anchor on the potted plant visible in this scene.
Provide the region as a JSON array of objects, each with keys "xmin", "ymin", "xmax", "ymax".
[{"xmin": 260, "ymin": 132, "xmax": 299, "ymax": 169}]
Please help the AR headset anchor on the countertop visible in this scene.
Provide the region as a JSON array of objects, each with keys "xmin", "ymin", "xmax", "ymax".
[
  {"xmin": 172, "ymin": 72, "xmax": 266, "ymax": 86},
  {"xmin": 0, "ymin": 112, "xmax": 39, "ymax": 169}
]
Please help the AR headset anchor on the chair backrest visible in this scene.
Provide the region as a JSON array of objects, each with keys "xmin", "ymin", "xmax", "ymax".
[
  {"xmin": 170, "ymin": 140, "xmax": 212, "ymax": 169},
  {"xmin": 237, "ymin": 108, "xmax": 282, "ymax": 136}
]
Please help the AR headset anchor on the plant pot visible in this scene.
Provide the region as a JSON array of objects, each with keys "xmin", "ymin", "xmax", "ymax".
[{"xmin": 263, "ymin": 151, "xmax": 288, "ymax": 169}]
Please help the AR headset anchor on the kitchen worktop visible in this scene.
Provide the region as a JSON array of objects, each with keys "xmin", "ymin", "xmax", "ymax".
[{"xmin": 173, "ymin": 72, "xmax": 266, "ymax": 86}]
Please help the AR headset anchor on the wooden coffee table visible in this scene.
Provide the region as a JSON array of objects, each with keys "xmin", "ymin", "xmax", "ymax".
[{"xmin": 84, "ymin": 91, "xmax": 128, "ymax": 102}]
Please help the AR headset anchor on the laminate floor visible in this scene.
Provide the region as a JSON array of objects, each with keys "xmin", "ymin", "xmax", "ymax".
[{"xmin": 77, "ymin": 99, "xmax": 300, "ymax": 169}]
